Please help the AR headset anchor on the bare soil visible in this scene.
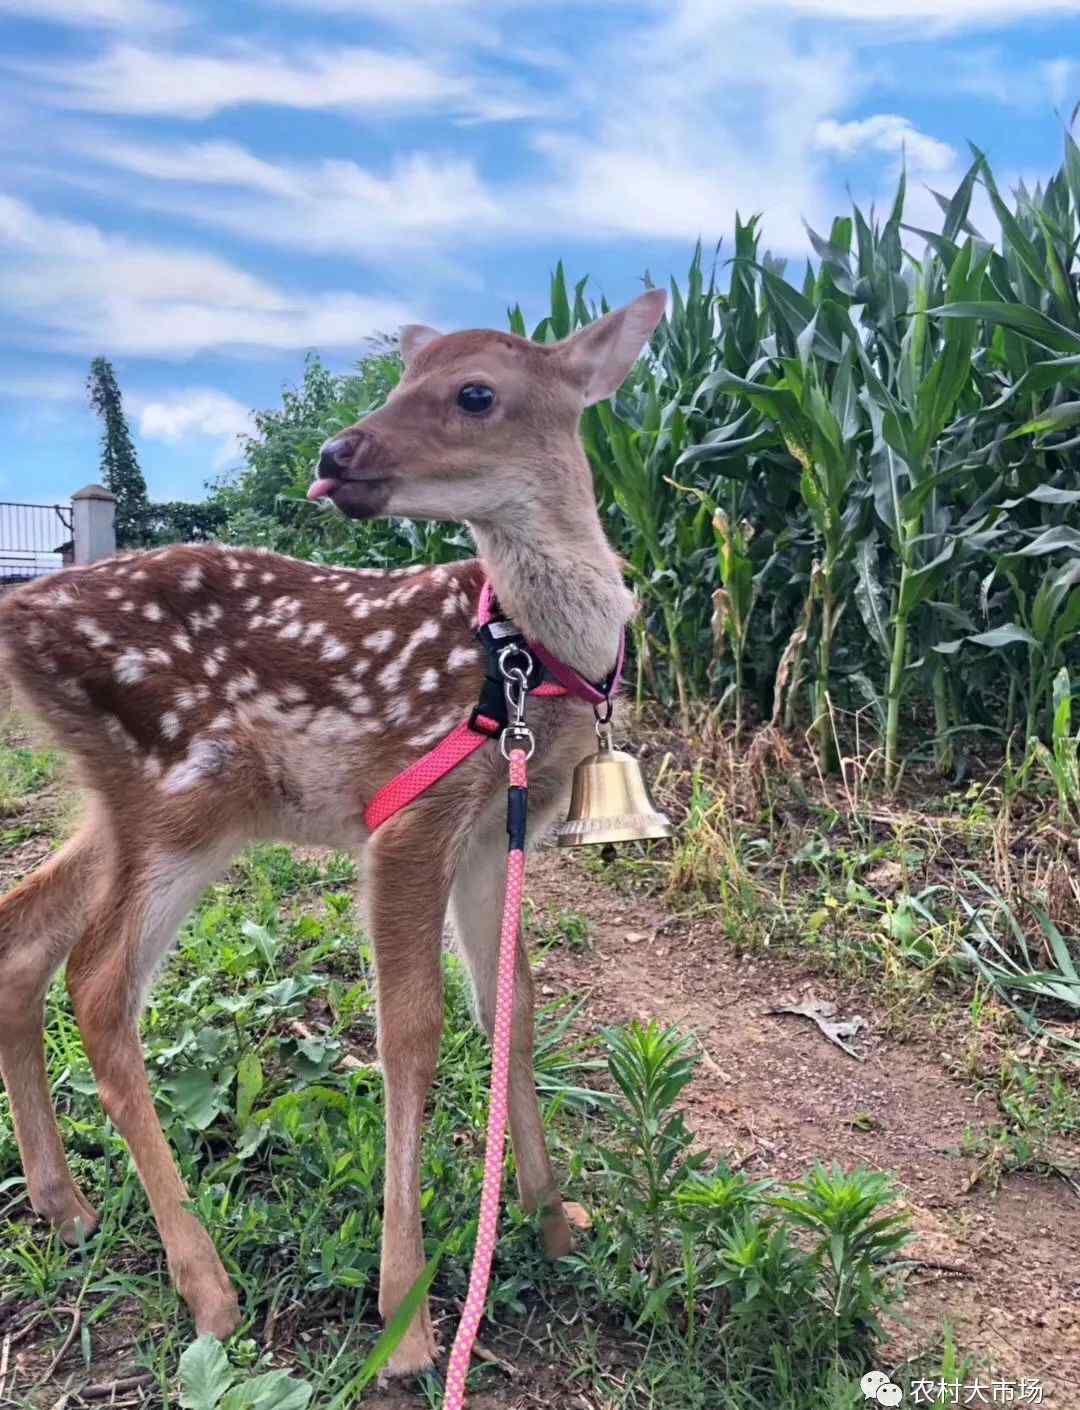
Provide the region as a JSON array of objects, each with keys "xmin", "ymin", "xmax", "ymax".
[{"xmin": 520, "ymin": 847, "xmax": 1080, "ymax": 1403}]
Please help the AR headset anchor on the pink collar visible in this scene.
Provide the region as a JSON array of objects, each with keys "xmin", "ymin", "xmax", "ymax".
[
  {"xmin": 363, "ymin": 578, "xmax": 624, "ymax": 833},
  {"xmin": 476, "ymin": 579, "xmax": 623, "ymax": 706}
]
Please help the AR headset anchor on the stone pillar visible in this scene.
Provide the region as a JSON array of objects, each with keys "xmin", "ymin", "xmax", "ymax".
[{"xmin": 72, "ymin": 484, "xmax": 117, "ymax": 565}]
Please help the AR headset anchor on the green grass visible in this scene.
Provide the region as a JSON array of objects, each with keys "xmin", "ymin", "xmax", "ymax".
[
  {"xmin": 0, "ymin": 742, "xmax": 58, "ymax": 819},
  {"xmin": 0, "ymin": 730, "xmax": 939, "ymax": 1409}
]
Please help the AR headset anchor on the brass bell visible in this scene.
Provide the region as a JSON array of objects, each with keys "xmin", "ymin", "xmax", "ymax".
[{"xmin": 556, "ymin": 725, "xmax": 672, "ymax": 848}]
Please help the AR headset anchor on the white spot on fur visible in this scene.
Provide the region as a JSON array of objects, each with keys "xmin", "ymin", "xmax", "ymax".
[
  {"xmin": 225, "ymin": 669, "xmax": 259, "ymax": 702},
  {"xmin": 161, "ymin": 711, "xmax": 181, "ymax": 740},
  {"xmin": 419, "ymin": 667, "xmax": 440, "ymax": 692},
  {"xmin": 244, "ymin": 595, "xmax": 261, "ymax": 612},
  {"xmin": 173, "ymin": 630, "xmax": 193, "ymax": 654},
  {"xmin": 144, "ymin": 754, "xmax": 163, "ymax": 778},
  {"xmin": 142, "ymin": 602, "xmax": 163, "ymax": 622},
  {"xmin": 390, "ymin": 582, "xmax": 424, "ymax": 606},
  {"xmin": 76, "ymin": 617, "xmax": 112, "ymax": 649},
  {"xmin": 408, "ymin": 711, "xmax": 460, "ymax": 749},
  {"xmin": 147, "ymin": 647, "xmax": 172, "ymax": 666},
  {"xmin": 447, "ymin": 645, "xmax": 480, "ymax": 671},
  {"xmin": 363, "ymin": 629, "xmax": 395, "ymax": 653},
  {"xmin": 280, "ymin": 682, "xmax": 307, "ymax": 703},
  {"xmin": 332, "ymin": 678, "xmax": 372, "ymax": 712},
  {"xmin": 189, "ymin": 603, "xmax": 224, "ymax": 633},
  {"xmin": 386, "ymin": 696, "xmax": 411, "ymax": 726},
  {"xmin": 351, "ymin": 659, "xmax": 370, "ymax": 678},
  {"xmin": 320, "ymin": 635, "xmax": 348, "ymax": 663},
  {"xmin": 104, "ymin": 716, "xmax": 137, "ymax": 753},
  {"xmin": 163, "ymin": 736, "xmax": 233, "ymax": 794},
  {"xmin": 121, "ymin": 600, "xmax": 135, "ymax": 612},
  {"xmin": 208, "ymin": 711, "xmax": 233, "ymax": 731},
  {"xmin": 180, "ymin": 565, "xmax": 204, "ymax": 591},
  {"xmin": 279, "ymin": 620, "xmax": 303, "ymax": 640},
  {"xmin": 378, "ymin": 659, "xmax": 404, "ymax": 691},
  {"xmin": 114, "ymin": 648, "xmax": 145, "ymax": 684},
  {"xmin": 260, "ymin": 571, "xmax": 275, "ymax": 584},
  {"xmin": 105, "ymin": 586, "xmax": 123, "ymax": 601},
  {"xmin": 309, "ymin": 706, "xmax": 359, "ymax": 743}
]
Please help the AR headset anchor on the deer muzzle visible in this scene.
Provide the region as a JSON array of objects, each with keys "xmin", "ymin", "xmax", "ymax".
[{"xmin": 308, "ymin": 431, "xmax": 395, "ymax": 519}]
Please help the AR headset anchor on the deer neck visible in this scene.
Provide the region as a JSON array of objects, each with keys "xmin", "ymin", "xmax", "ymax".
[{"xmin": 468, "ymin": 482, "xmax": 633, "ymax": 681}]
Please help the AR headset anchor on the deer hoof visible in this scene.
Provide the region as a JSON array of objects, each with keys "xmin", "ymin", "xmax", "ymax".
[
  {"xmin": 41, "ymin": 1188, "xmax": 99, "ymax": 1246},
  {"xmin": 193, "ymin": 1290, "xmax": 242, "ymax": 1340},
  {"xmin": 385, "ymin": 1304, "xmax": 438, "ymax": 1378},
  {"xmin": 540, "ymin": 1207, "xmax": 573, "ymax": 1259}
]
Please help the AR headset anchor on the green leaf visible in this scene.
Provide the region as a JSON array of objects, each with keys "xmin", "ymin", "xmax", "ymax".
[
  {"xmin": 931, "ymin": 302, "xmax": 1080, "ymax": 355},
  {"xmin": 1009, "ymin": 401, "xmax": 1080, "ymax": 439},
  {"xmin": 236, "ymin": 1052, "xmax": 264, "ymax": 1127},
  {"xmin": 220, "ymin": 1372, "xmax": 314, "ymax": 1410},
  {"xmin": 160, "ymin": 1068, "xmax": 229, "ymax": 1132},
  {"xmin": 179, "ymin": 1337, "xmax": 235, "ymax": 1410},
  {"xmin": 1015, "ymin": 526, "xmax": 1080, "ymax": 557},
  {"xmin": 854, "ymin": 536, "xmax": 889, "ymax": 657},
  {"xmin": 965, "ymin": 625, "xmax": 1038, "ymax": 649}
]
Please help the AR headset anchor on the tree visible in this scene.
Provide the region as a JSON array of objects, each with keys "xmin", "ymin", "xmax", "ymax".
[{"xmin": 87, "ymin": 357, "xmax": 150, "ymax": 547}]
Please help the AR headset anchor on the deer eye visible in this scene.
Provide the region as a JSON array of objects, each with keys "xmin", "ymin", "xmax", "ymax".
[{"xmin": 457, "ymin": 384, "xmax": 495, "ymax": 415}]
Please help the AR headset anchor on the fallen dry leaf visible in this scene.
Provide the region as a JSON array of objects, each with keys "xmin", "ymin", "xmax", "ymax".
[{"xmin": 768, "ymin": 999, "xmax": 867, "ymax": 1060}]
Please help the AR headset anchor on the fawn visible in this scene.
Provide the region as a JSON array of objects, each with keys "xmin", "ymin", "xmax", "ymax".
[{"xmin": 0, "ymin": 288, "xmax": 667, "ymax": 1377}]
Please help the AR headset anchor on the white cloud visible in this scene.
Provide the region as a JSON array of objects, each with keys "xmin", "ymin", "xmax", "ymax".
[
  {"xmin": 79, "ymin": 137, "xmax": 505, "ymax": 262},
  {"xmin": 0, "ymin": 194, "xmax": 410, "ymax": 358},
  {"xmin": 74, "ymin": 6, "xmax": 854, "ymax": 260},
  {"xmin": 509, "ymin": 6, "xmax": 852, "ymax": 253},
  {"xmin": 0, "ymin": 0, "xmax": 179, "ymax": 28},
  {"xmin": 776, "ymin": 0, "xmax": 1080, "ymax": 23},
  {"xmin": 15, "ymin": 40, "xmax": 537, "ymax": 122},
  {"xmin": 0, "ymin": 373, "xmax": 86, "ymax": 403},
  {"xmin": 814, "ymin": 114, "xmax": 956, "ymax": 174},
  {"xmin": 135, "ymin": 389, "xmax": 254, "ymax": 468},
  {"xmin": 1046, "ymin": 58, "xmax": 1080, "ymax": 109}
]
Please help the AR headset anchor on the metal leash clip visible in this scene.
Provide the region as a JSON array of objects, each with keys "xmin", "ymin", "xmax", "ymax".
[{"xmin": 497, "ymin": 643, "xmax": 536, "ymax": 760}]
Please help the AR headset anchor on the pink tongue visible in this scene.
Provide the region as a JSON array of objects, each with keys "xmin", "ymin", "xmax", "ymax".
[{"xmin": 307, "ymin": 478, "xmax": 339, "ymax": 502}]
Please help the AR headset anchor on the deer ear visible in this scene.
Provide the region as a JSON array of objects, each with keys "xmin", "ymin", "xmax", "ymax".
[
  {"xmin": 399, "ymin": 324, "xmax": 443, "ymax": 367},
  {"xmin": 559, "ymin": 289, "xmax": 667, "ymax": 406}
]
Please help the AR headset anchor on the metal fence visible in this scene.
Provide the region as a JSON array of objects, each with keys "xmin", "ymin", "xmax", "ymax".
[{"xmin": 0, "ymin": 502, "xmax": 74, "ymax": 585}]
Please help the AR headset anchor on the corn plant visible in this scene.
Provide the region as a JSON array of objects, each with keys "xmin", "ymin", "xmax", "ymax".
[
  {"xmin": 1027, "ymin": 666, "xmax": 1080, "ymax": 824},
  {"xmin": 206, "ymin": 126, "xmax": 1080, "ymax": 781}
]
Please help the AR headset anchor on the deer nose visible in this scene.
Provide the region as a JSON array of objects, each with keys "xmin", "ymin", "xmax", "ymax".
[{"xmin": 318, "ymin": 432, "xmax": 366, "ymax": 477}]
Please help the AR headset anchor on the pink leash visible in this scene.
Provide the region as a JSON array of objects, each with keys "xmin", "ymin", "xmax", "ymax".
[{"xmin": 442, "ymin": 747, "xmax": 529, "ymax": 1409}]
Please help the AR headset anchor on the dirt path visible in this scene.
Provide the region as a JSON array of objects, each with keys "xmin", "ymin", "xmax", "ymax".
[{"xmin": 525, "ymin": 849, "xmax": 1080, "ymax": 1404}]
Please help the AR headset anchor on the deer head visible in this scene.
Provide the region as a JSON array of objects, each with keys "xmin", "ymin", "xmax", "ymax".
[{"xmin": 308, "ymin": 289, "xmax": 667, "ymax": 527}]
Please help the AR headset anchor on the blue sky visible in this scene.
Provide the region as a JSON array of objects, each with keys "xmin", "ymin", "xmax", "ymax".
[{"xmin": 1, "ymin": 0, "xmax": 1078, "ymax": 507}]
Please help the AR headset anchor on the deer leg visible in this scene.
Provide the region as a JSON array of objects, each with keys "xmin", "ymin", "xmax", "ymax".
[
  {"xmin": 66, "ymin": 845, "xmax": 240, "ymax": 1338},
  {"xmin": 0, "ymin": 827, "xmax": 100, "ymax": 1241},
  {"xmin": 450, "ymin": 819, "xmax": 572, "ymax": 1259},
  {"xmin": 368, "ymin": 822, "xmax": 452, "ymax": 1377}
]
